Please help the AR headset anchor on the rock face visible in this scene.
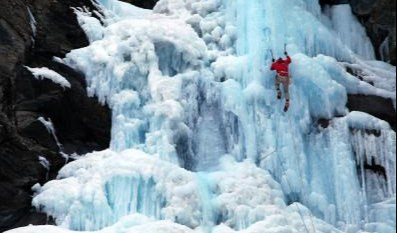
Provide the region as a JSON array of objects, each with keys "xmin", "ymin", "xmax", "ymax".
[
  {"xmin": 0, "ymin": 0, "xmax": 111, "ymax": 231},
  {"xmin": 347, "ymin": 94, "xmax": 396, "ymax": 131},
  {"xmin": 320, "ymin": 0, "xmax": 396, "ymax": 65},
  {"xmin": 121, "ymin": 0, "xmax": 159, "ymax": 9}
]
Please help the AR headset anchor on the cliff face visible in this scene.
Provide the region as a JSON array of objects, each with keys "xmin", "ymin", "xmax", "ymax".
[
  {"xmin": 0, "ymin": 0, "xmax": 395, "ymax": 232},
  {"xmin": 0, "ymin": 0, "xmax": 111, "ymax": 231},
  {"xmin": 321, "ymin": 0, "xmax": 396, "ymax": 65}
]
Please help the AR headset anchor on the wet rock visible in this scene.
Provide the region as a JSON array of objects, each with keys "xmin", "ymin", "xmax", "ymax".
[
  {"xmin": 0, "ymin": 0, "xmax": 111, "ymax": 231},
  {"xmin": 121, "ymin": 0, "xmax": 159, "ymax": 9},
  {"xmin": 318, "ymin": 118, "xmax": 332, "ymax": 128},
  {"xmin": 16, "ymin": 62, "xmax": 112, "ymax": 155},
  {"xmin": 347, "ymin": 94, "xmax": 396, "ymax": 131}
]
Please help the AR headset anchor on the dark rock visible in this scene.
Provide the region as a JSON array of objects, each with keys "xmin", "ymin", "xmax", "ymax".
[
  {"xmin": 320, "ymin": 0, "xmax": 349, "ymax": 5},
  {"xmin": 0, "ymin": 182, "xmax": 40, "ymax": 229},
  {"xmin": 318, "ymin": 118, "xmax": 332, "ymax": 128},
  {"xmin": 0, "ymin": 131, "xmax": 58, "ymax": 232},
  {"xmin": 347, "ymin": 94, "xmax": 396, "ymax": 131},
  {"xmin": 16, "ymin": 62, "xmax": 112, "ymax": 155},
  {"xmin": 364, "ymin": 157, "xmax": 387, "ymax": 180},
  {"xmin": 18, "ymin": 118, "xmax": 59, "ymax": 152},
  {"xmin": 0, "ymin": 0, "xmax": 111, "ymax": 231},
  {"xmin": 120, "ymin": 0, "xmax": 159, "ymax": 9},
  {"xmin": 364, "ymin": 129, "xmax": 382, "ymax": 137}
]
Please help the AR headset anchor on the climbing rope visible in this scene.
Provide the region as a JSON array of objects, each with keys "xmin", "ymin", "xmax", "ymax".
[
  {"xmin": 276, "ymin": 154, "xmax": 313, "ymax": 233},
  {"xmin": 270, "ymin": 89, "xmax": 318, "ymax": 233},
  {"xmin": 273, "ymin": 114, "xmax": 312, "ymax": 233},
  {"xmin": 265, "ymin": 43, "xmax": 318, "ymax": 233},
  {"xmin": 287, "ymin": 82, "xmax": 318, "ymax": 233},
  {"xmin": 287, "ymin": 113, "xmax": 318, "ymax": 233},
  {"xmin": 259, "ymin": 149, "xmax": 277, "ymax": 162}
]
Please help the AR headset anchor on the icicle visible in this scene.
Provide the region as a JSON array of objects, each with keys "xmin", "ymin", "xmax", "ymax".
[
  {"xmin": 379, "ymin": 36, "xmax": 391, "ymax": 63},
  {"xmin": 37, "ymin": 117, "xmax": 64, "ymax": 152}
]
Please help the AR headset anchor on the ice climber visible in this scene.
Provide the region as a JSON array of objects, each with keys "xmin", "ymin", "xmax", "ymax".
[{"xmin": 271, "ymin": 51, "xmax": 292, "ymax": 112}]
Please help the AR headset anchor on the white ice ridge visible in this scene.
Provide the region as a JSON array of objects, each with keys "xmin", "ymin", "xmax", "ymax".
[
  {"xmin": 9, "ymin": 0, "xmax": 396, "ymax": 233},
  {"xmin": 25, "ymin": 66, "xmax": 71, "ymax": 89}
]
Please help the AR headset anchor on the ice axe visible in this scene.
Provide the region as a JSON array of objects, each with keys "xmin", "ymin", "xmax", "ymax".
[{"xmin": 270, "ymin": 49, "xmax": 275, "ymax": 62}]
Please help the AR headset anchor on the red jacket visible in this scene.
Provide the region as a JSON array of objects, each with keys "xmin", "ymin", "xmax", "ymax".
[{"xmin": 271, "ymin": 56, "xmax": 292, "ymax": 76}]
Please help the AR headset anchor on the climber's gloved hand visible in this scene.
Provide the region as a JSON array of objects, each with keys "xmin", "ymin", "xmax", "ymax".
[
  {"xmin": 272, "ymin": 58, "xmax": 275, "ymax": 62},
  {"xmin": 284, "ymin": 51, "xmax": 288, "ymax": 56}
]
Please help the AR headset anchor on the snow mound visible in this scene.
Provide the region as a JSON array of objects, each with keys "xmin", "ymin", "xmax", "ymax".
[
  {"xmin": 31, "ymin": 149, "xmax": 202, "ymax": 231},
  {"xmin": 7, "ymin": 150, "xmax": 347, "ymax": 233},
  {"xmin": 25, "ymin": 66, "xmax": 71, "ymax": 89}
]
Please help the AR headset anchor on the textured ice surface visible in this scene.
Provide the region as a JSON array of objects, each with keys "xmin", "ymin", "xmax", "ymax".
[
  {"xmin": 8, "ymin": 0, "xmax": 396, "ymax": 233},
  {"xmin": 322, "ymin": 4, "xmax": 375, "ymax": 60}
]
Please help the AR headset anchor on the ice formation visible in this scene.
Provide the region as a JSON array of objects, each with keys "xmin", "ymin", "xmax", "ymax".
[
  {"xmin": 38, "ymin": 117, "xmax": 64, "ymax": 151},
  {"xmin": 8, "ymin": 0, "xmax": 396, "ymax": 233},
  {"xmin": 38, "ymin": 156, "xmax": 50, "ymax": 170},
  {"xmin": 27, "ymin": 7, "xmax": 37, "ymax": 40},
  {"xmin": 25, "ymin": 67, "xmax": 71, "ymax": 89},
  {"xmin": 321, "ymin": 4, "xmax": 375, "ymax": 60}
]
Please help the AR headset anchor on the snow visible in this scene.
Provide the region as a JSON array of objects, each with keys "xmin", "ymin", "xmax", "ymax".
[
  {"xmin": 25, "ymin": 67, "xmax": 71, "ymax": 89},
  {"xmin": 38, "ymin": 156, "xmax": 50, "ymax": 170},
  {"xmin": 8, "ymin": 0, "xmax": 396, "ymax": 233},
  {"xmin": 341, "ymin": 60, "xmax": 396, "ymax": 101},
  {"xmin": 344, "ymin": 111, "xmax": 391, "ymax": 130},
  {"xmin": 38, "ymin": 117, "xmax": 63, "ymax": 150},
  {"xmin": 38, "ymin": 156, "xmax": 50, "ymax": 180},
  {"xmin": 29, "ymin": 149, "xmax": 202, "ymax": 231},
  {"xmin": 5, "ymin": 216, "xmax": 196, "ymax": 233},
  {"xmin": 27, "ymin": 7, "xmax": 37, "ymax": 37},
  {"xmin": 313, "ymin": 56, "xmax": 395, "ymax": 101},
  {"xmin": 53, "ymin": 56, "xmax": 66, "ymax": 64},
  {"xmin": 7, "ymin": 150, "xmax": 346, "ymax": 233}
]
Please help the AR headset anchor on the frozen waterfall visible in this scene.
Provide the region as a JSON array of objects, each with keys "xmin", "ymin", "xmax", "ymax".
[{"xmin": 8, "ymin": 0, "xmax": 396, "ymax": 233}]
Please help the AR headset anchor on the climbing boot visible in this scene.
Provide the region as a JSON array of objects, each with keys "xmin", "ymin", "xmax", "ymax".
[
  {"xmin": 277, "ymin": 89, "xmax": 282, "ymax": 99},
  {"xmin": 284, "ymin": 100, "xmax": 290, "ymax": 112}
]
